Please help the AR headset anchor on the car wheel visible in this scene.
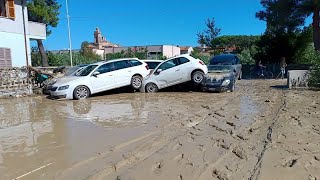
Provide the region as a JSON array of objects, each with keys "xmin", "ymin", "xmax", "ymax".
[
  {"xmin": 73, "ymin": 86, "xmax": 90, "ymax": 100},
  {"xmin": 131, "ymin": 75, "xmax": 143, "ymax": 90},
  {"xmin": 192, "ymin": 71, "xmax": 205, "ymax": 84},
  {"xmin": 145, "ymin": 83, "xmax": 158, "ymax": 93},
  {"xmin": 238, "ymin": 70, "xmax": 242, "ymax": 80}
]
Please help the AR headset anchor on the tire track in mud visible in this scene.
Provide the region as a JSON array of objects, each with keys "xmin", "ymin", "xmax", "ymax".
[
  {"xmin": 87, "ymin": 93, "xmax": 239, "ymax": 179},
  {"xmin": 249, "ymin": 90, "xmax": 287, "ymax": 180},
  {"xmin": 197, "ymin": 80, "xmax": 286, "ymax": 180}
]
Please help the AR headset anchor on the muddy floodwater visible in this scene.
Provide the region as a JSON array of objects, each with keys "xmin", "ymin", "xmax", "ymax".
[{"xmin": 0, "ymin": 80, "xmax": 320, "ymax": 180}]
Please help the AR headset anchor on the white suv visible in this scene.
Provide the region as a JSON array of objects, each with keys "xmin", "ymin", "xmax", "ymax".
[
  {"xmin": 141, "ymin": 54, "xmax": 208, "ymax": 93},
  {"xmin": 50, "ymin": 58, "xmax": 149, "ymax": 100}
]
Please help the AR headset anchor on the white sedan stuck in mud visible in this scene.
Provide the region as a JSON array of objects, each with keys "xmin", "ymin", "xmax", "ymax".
[
  {"xmin": 141, "ymin": 55, "xmax": 208, "ymax": 93},
  {"xmin": 50, "ymin": 58, "xmax": 149, "ymax": 100}
]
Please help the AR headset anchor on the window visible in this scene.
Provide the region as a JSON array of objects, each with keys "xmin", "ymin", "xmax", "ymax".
[
  {"xmin": 178, "ymin": 57, "xmax": 190, "ymax": 65},
  {"xmin": 129, "ymin": 60, "xmax": 142, "ymax": 67},
  {"xmin": 158, "ymin": 59, "xmax": 179, "ymax": 71},
  {"xmin": 114, "ymin": 60, "xmax": 130, "ymax": 70},
  {"xmin": 209, "ymin": 55, "xmax": 236, "ymax": 65},
  {"xmin": 96, "ymin": 63, "xmax": 114, "ymax": 74},
  {"xmin": 0, "ymin": 48, "xmax": 12, "ymax": 68},
  {"xmin": 146, "ymin": 62, "xmax": 161, "ymax": 69},
  {"xmin": 77, "ymin": 65, "xmax": 98, "ymax": 76},
  {"xmin": 0, "ymin": 0, "xmax": 15, "ymax": 19}
]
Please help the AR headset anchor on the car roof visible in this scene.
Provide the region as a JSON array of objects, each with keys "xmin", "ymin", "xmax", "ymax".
[
  {"xmin": 92, "ymin": 58, "xmax": 140, "ymax": 65},
  {"xmin": 142, "ymin": 59, "xmax": 163, "ymax": 62},
  {"xmin": 213, "ymin": 54, "xmax": 237, "ymax": 58}
]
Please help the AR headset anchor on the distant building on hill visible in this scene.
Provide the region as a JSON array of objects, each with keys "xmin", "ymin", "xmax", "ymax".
[{"xmin": 104, "ymin": 45, "xmax": 181, "ymax": 59}]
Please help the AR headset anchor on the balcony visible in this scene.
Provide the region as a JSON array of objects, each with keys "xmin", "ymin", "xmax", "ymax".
[{"xmin": 28, "ymin": 21, "xmax": 46, "ymax": 40}]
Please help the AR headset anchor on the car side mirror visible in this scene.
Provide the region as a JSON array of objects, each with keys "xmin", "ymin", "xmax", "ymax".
[
  {"xmin": 92, "ymin": 71, "xmax": 100, "ymax": 77},
  {"xmin": 155, "ymin": 69, "xmax": 162, "ymax": 75}
]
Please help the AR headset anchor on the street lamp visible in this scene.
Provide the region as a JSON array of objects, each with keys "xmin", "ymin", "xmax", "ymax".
[{"xmin": 66, "ymin": 0, "xmax": 73, "ymax": 67}]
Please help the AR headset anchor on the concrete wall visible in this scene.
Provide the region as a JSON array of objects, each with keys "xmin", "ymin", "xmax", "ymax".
[
  {"xmin": 0, "ymin": 0, "xmax": 27, "ymax": 34},
  {"xmin": 0, "ymin": 31, "xmax": 31, "ymax": 67},
  {"xmin": 0, "ymin": 68, "xmax": 32, "ymax": 98},
  {"xmin": 287, "ymin": 70, "xmax": 310, "ymax": 89},
  {"xmin": 28, "ymin": 21, "xmax": 46, "ymax": 39}
]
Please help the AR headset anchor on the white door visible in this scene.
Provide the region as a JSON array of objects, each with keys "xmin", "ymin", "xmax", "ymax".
[
  {"xmin": 90, "ymin": 63, "xmax": 115, "ymax": 93},
  {"xmin": 153, "ymin": 58, "xmax": 181, "ymax": 88},
  {"xmin": 176, "ymin": 57, "xmax": 192, "ymax": 82},
  {"xmin": 113, "ymin": 60, "xmax": 132, "ymax": 87}
]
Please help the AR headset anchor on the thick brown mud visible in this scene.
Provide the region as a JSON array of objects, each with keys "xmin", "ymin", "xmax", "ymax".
[{"xmin": 0, "ymin": 80, "xmax": 319, "ymax": 180}]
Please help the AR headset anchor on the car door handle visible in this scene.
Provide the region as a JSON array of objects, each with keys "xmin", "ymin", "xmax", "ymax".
[
  {"xmin": 108, "ymin": 74, "xmax": 113, "ymax": 76},
  {"xmin": 175, "ymin": 69, "xmax": 180, "ymax": 72},
  {"xmin": 128, "ymin": 70, "xmax": 132, "ymax": 72}
]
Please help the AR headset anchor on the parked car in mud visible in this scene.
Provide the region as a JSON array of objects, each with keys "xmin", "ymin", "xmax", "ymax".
[
  {"xmin": 141, "ymin": 54, "xmax": 208, "ymax": 93},
  {"xmin": 201, "ymin": 65, "xmax": 236, "ymax": 92},
  {"xmin": 43, "ymin": 64, "xmax": 88, "ymax": 95},
  {"xmin": 209, "ymin": 54, "xmax": 242, "ymax": 80},
  {"xmin": 50, "ymin": 58, "xmax": 149, "ymax": 100}
]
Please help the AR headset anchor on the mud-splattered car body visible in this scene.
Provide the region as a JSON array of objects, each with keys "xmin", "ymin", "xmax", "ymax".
[{"xmin": 201, "ymin": 65, "xmax": 236, "ymax": 92}]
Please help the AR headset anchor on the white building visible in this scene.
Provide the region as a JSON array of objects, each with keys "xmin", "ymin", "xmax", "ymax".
[
  {"xmin": 105, "ymin": 45, "xmax": 181, "ymax": 59},
  {"xmin": 0, "ymin": 0, "xmax": 46, "ymax": 68}
]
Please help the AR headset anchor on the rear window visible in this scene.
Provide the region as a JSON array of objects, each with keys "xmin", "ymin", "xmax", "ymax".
[
  {"xmin": 209, "ymin": 55, "xmax": 237, "ymax": 65},
  {"xmin": 129, "ymin": 60, "xmax": 142, "ymax": 67}
]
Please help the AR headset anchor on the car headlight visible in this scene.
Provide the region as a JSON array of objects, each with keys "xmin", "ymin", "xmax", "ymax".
[
  {"xmin": 58, "ymin": 85, "xmax": 69, "ymax": 91},
  {"xmin": 222, "ymin": 79, "xmax": 231, "ymax": 86}
]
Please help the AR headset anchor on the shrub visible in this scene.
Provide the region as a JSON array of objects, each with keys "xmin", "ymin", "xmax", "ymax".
[{"xmin": 309, "ymin": 61, "xmax": 320, "ymax": 88}]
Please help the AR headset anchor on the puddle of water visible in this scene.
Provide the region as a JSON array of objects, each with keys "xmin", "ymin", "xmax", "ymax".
[
  {"xmin": 236, "ymin": 95, "xmax": 259, "ymax": 128},
  {"xmin": 0, "ymin": 95, "xmax": 161, "ymax": 179}
]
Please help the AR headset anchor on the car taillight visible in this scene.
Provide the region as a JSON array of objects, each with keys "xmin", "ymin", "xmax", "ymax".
[
  {"xmin": 199, "ymin": 61, "xmax": 205, "ymax": 65},
  {"xmin": 145, "ymin": 65, "xmax": 149, "ymax": 70}
]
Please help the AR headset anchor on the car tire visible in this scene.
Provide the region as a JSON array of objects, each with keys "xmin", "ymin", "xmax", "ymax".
[
  {"xmin": 145, "ymin": 83, "xmax": 158, "ymax": 93},
  {"xmin": 238, "ymin": 70, "xmax": 242, "ymax": 80},
  {"xmin": 73, "ymin": 86, "xmax": 90, "ymax": 100},
  {"xmin": 131, "ymin": 75, "xmax": 143, "ymax": 90},
  {"xmin": 191, "ymin": 70, "xmax": 205, "ymax": 84}
]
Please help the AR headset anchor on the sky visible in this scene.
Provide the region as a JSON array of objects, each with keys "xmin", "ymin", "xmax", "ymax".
[{"xmin": 42, "ymin": 0, "xmax": 266, "ymax": 50}]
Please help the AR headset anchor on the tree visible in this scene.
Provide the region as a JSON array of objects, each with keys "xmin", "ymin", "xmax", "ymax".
[
  {"xmin": 27, "ymin": 0, "xmax": 61, "ymax": 66},
  {"xmin": 256, "ymin": 0, "xmax": 310, "ymax": 63},
  {"xmin": 212, "ymin": 35, "xmax": 260, "ymax": 53},
  {"xmin": 197, "ymin": 18, "xmax": 221, "ymax": 49},
  {"xmin": 300, "ymin": 0, "xmax": 320, "ymax": 51},
  {"xmin": 257, "ymin": 0, "xmax": 307, "ymax": 34},
  {"xmin": 80, "ymin": 41, "xmax": 101, "ymax": 60}
]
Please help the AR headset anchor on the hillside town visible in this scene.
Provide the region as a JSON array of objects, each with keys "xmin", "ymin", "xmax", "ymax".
[{"xmin": 0, "ymin": 0, "xmax": 320, "ymax": 180}]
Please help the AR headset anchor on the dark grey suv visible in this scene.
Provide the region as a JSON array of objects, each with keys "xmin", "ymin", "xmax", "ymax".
[{"xmin": 209, "ymin": 54, "xmax": 242, "ymax": 80}]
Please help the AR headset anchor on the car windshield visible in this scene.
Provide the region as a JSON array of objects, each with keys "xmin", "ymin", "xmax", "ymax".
[
  {"xmin": 146, "ymin": 62, "xmax": 161, "ymax": 69},
  {"xmin": 210, "ymin": 55, "xmax": 236, "ymax": 65},
  {"xmin": 207, "ymin": 65, "xmax": 233, "ymax": 72},
  {"xmin": 77, "ymin": 65, "xmax": 98, "ymax": 76},
  {"xmin": 65, "ymin": 65, "xmax": 87, "ymax": 76}
]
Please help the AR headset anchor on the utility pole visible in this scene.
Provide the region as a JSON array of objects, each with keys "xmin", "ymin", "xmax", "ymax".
[{"xmin": 66, "ymin": 0, "xmax": 73, "ymax": 66}]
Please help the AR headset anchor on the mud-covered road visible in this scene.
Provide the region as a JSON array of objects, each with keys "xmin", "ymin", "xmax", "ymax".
[{"xmin": 0, "ymin": 80, "xmax": 319, "ymax": 180}]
